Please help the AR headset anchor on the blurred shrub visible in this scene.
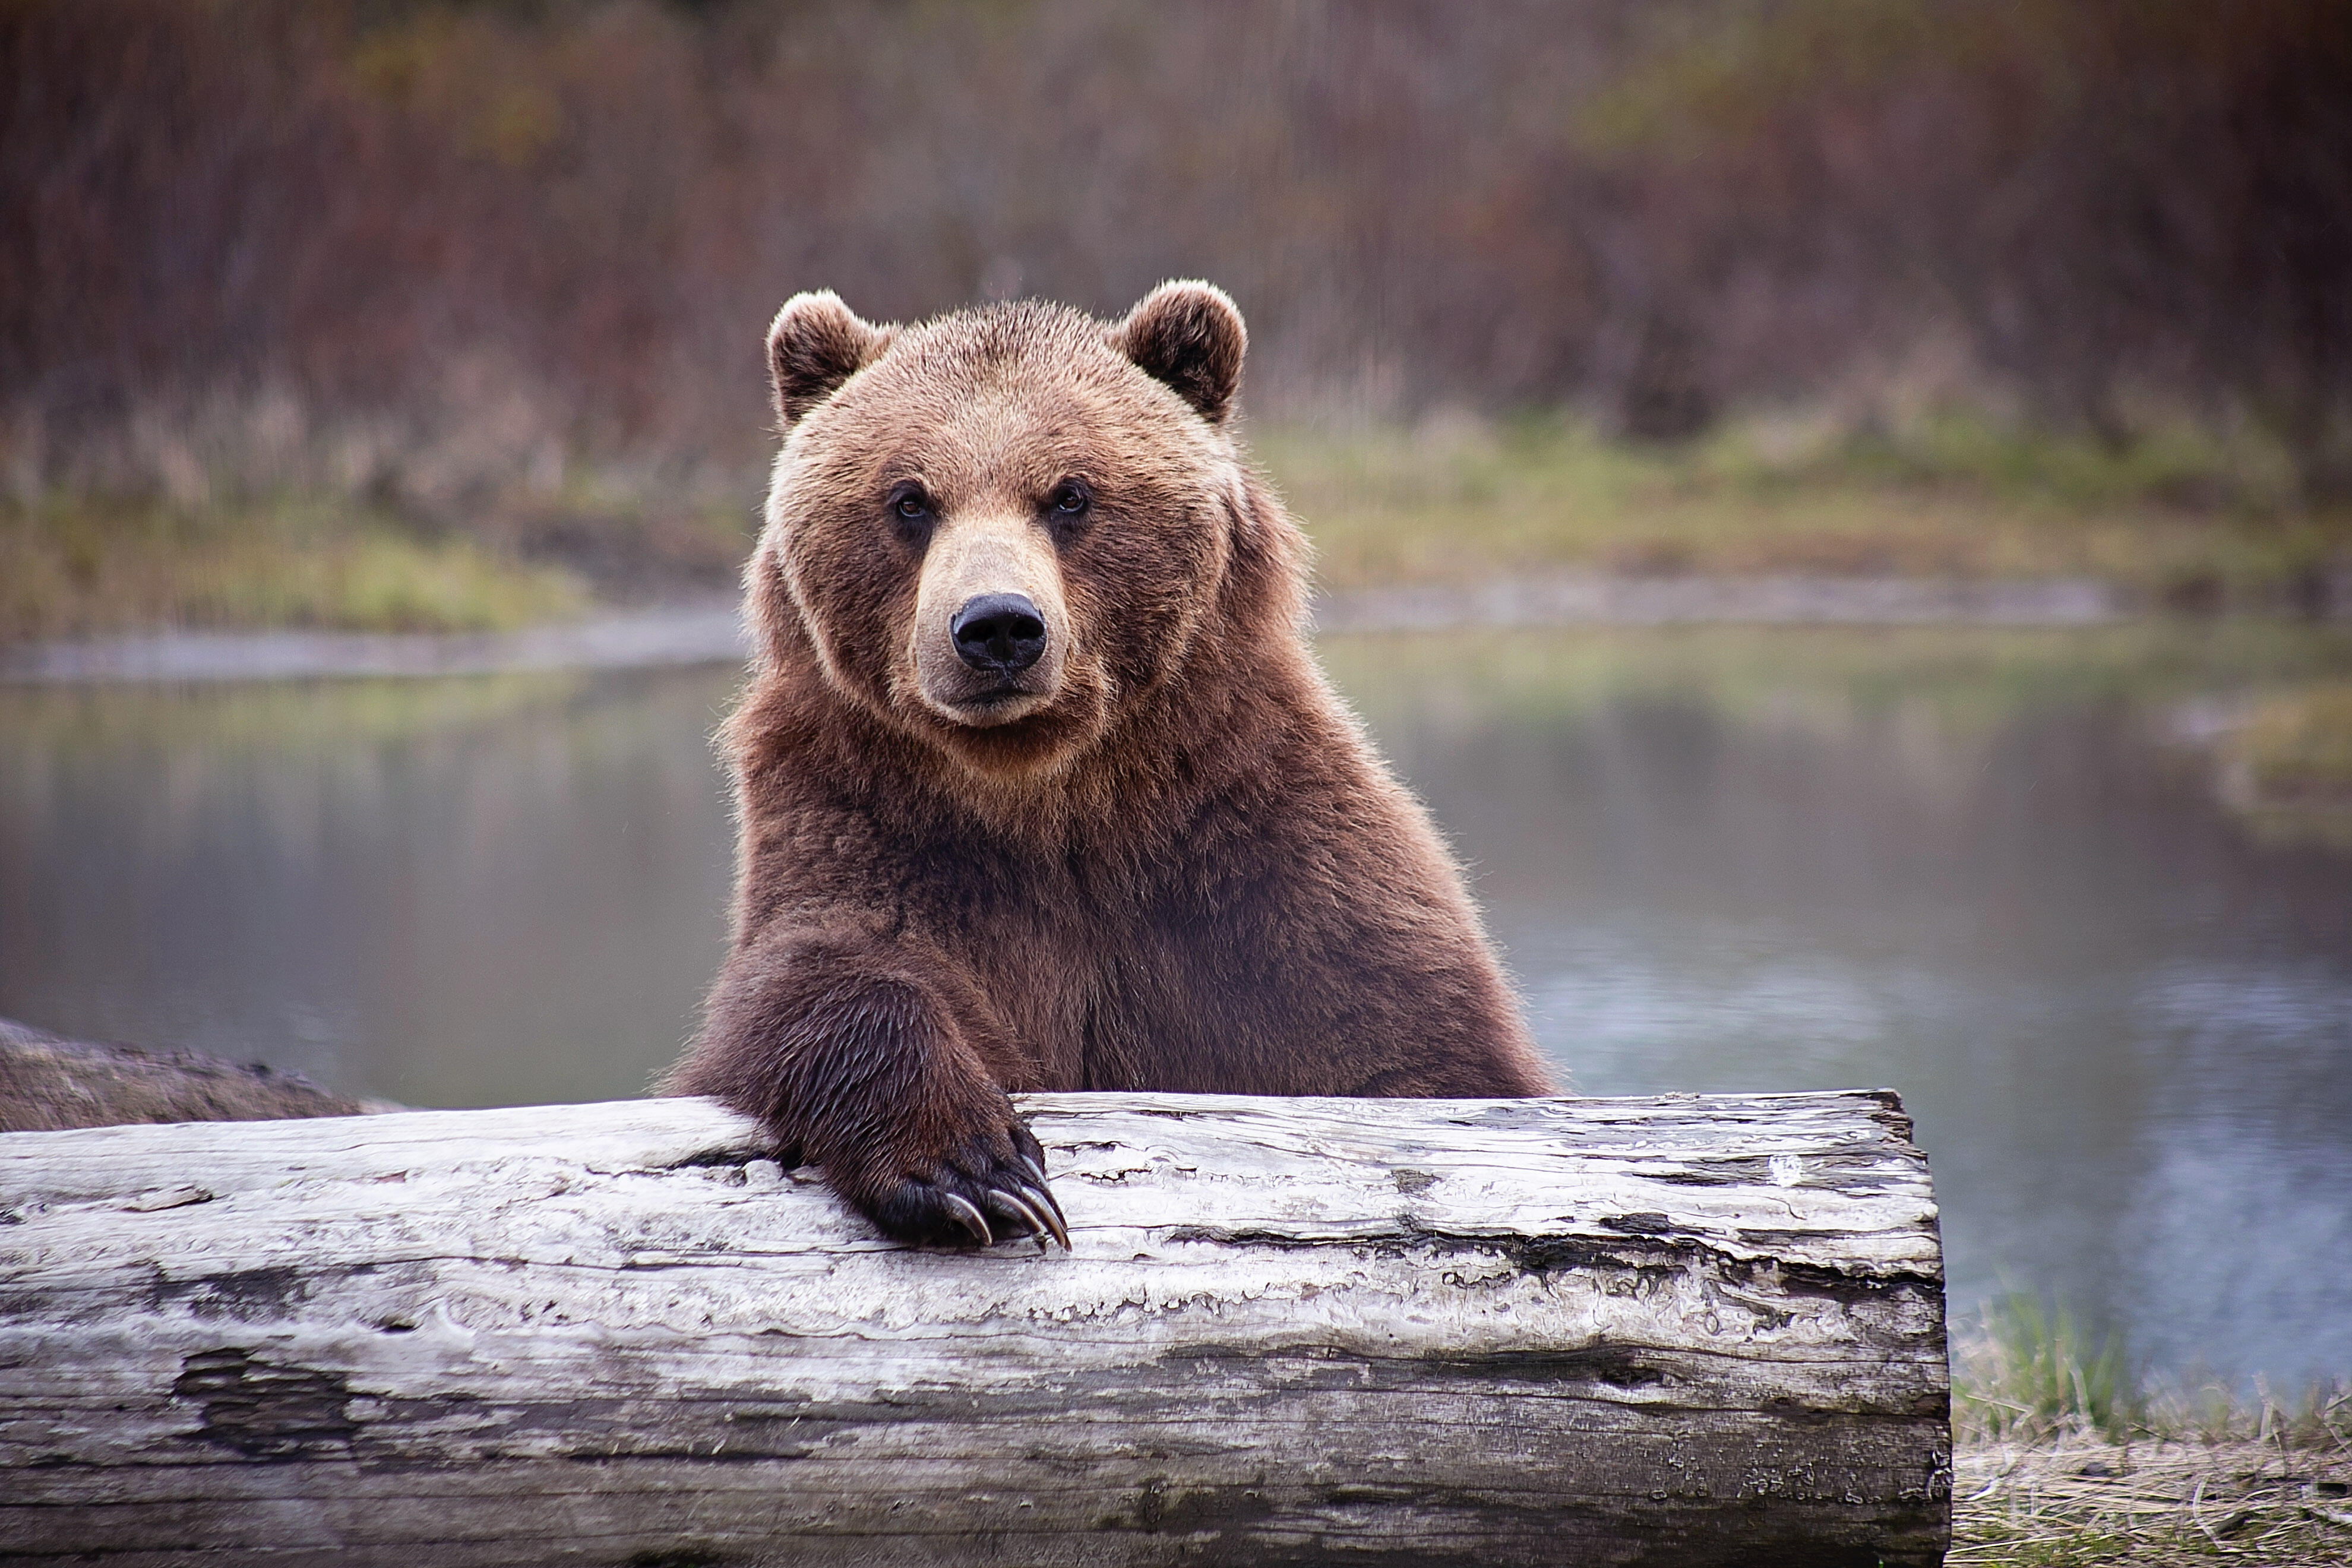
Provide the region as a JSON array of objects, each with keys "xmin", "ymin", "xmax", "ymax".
[{"xmin": 2, "ymin": 0, "xmax": 2347, "ymax": 506}]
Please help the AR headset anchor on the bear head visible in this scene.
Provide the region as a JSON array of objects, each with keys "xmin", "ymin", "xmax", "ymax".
[{"xmin": 748, "ymin": 282, "xmax": 1279, "ymax": 782}]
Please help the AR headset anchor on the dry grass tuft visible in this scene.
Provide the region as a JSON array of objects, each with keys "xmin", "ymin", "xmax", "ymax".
[
  {"xmin": 1954, "ymin": 1427, "xmax": 2352, "ymax": 1566},
  {"xmin": 1952, "ymin": 1293, "xmax": 2352, "ymax": 1563}
]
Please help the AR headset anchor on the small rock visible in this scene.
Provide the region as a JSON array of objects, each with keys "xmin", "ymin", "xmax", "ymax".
[{"xmin": 743, "ymin": 1159, "xmax": 785, "ymax": 1190}]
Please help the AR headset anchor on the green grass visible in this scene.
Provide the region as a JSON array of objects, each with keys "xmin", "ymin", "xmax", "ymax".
[
  {"xmin": 1255, "ymin": 410, "xmax": 2351, "ymax": 607},
  {"xmin": 1953, "ymin": 1288, "xmax": 2352, "ymax": 1450},
  {"xmin": 1, "ymin": 494, "xmax": 590, "ymax": 642},
  {"xmin": 1957, "ymin": 1293, "xmax": 2143, "ymax": 1441}
]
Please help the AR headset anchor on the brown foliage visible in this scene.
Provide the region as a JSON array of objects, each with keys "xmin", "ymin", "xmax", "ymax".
[{"xmin": 2, "ymin": 0, "xmax": 2347, "ymax": 503}]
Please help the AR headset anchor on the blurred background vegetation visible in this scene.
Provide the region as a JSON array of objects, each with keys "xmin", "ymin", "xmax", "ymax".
[{"xmin": 4, "ymin": 0, "xmax": 2349, "ymax": 637}]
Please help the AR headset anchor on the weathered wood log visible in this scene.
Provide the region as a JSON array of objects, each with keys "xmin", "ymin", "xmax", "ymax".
[
  {"xmin": 0, "ymin": 1090, "xmax": 1950, "ymax": 1566},
  {"xmin": 0, "ymin": 1016, "xmax": 397, "ymax": 1133}
]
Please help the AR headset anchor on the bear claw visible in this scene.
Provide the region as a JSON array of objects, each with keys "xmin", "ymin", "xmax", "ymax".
[
  {"xmin": 985, "ymin": 1185, "xmax": 1070, "ymax": 1250},
  {"xmin": 1027, "ymin": 1181, "xmax": 1072, "ymax": 1248},
  {"xmin": 939, "ymin": 1191, "xmax": 993, "ymax": 1246},
  {"xmin": 985, "ymin": 1186, "xmax": 1045, "ymax": 1238}
]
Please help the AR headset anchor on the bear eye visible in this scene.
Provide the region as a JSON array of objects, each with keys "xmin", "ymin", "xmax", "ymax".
[
  {"xmin": 1047, "ymin": 480, "xmax": 1090, "ymax": 517},
  {"xmin": 886, "ymin": 483, "xmax": 933, "ymax": 538}
]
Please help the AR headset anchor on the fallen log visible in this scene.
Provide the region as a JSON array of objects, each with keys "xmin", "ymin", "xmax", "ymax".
[
  {"xmin": 0, "ymin": 1090, "xmax": 1951, "ymax": 1566},
  {"xmin": 0, "ymin": 1015, "xmax": 394, "ymax": 1132}
]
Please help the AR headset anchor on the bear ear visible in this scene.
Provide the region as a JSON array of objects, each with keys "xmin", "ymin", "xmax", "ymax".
[
  {"xmin": 1112, "ymin": 281, "xmax": 1246, "ymax": 425},
  {"xmin": 767, "ymin": 291, "xmax": 894, "ymax": 429}
]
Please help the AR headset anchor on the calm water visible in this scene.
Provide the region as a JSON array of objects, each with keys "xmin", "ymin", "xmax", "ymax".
[{"xmin": 4, "ymin": 624, "xmax": 2348, "ymax": 1385}]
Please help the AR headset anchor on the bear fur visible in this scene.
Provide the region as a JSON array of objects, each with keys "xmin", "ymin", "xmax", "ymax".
[{"xmin": 666, "ymin": 282, "xmax": 1552, "ymax": 1247}]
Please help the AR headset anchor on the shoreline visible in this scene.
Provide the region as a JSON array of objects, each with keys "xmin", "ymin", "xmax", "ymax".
[
  {"xmin": 0, "ymin": 602, "xmax": 753, "ymax": 685},
  {"xmin": 1311, "ymin": 572, "xmax": 2123, "ymax": 633},
  {"xmin": 0, "ymin": 573, "xmax": 2165, "ymax": 686}
]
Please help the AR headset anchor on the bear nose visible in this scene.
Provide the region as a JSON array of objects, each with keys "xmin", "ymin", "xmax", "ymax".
[{"xmin": 950, "ymin": 593, "xmax": 1047, "ymax": 674}]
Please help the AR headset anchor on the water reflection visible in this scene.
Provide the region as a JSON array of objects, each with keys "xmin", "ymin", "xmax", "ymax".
[
  {"xmin": 1326, "ymin": 627, "xmax": 2352, "ymax": 1387},
  {"xmin": 0, "ymin": 671, "xmax": 740, "ymax": 1107},
  {"xmin": 2, "ymin": 624, "xmax": 2347, "ymax": 1384}
]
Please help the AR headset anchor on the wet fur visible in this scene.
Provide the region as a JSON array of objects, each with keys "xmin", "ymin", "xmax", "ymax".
[{"xmin": 668, "ymin": 286, "xmax": 1552, "ymax": 1247}]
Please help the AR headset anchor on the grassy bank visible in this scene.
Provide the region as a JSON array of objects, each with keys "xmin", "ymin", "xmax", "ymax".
[
  {"xmin": 0, "ymin": 475, "xmax": 764, "ymax": 644},
  {"xmin": 1262, "ymin": 412, "xmax": 2351, "ymax": 608},
  {"xmin": 0, "ymin": 495, "xmax": 591, "ymax": 642},
  {"xmin": 7, "ymin": 409, "xmax": 2350, "ymax": 643},
  {"xmin": 1953, "ymin": 1295, "xmax": 2352, "ymax": 1564}
]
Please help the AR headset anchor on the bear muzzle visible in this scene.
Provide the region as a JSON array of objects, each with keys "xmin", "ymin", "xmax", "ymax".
[{"xmin": 911, "ymin": 513, "xmax": 1071, "ymax": 728}]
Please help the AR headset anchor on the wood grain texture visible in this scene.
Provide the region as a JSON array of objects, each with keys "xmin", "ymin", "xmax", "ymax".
[{"xmin": 0, "ymin": 1090, "xmax": 1950, "ymax": 1566}]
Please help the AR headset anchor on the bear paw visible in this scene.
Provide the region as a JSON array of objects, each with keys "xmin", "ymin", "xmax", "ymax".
[{"xmin": 838, "ymin": 1107, "xmax": 1069, "ymax": 1252}]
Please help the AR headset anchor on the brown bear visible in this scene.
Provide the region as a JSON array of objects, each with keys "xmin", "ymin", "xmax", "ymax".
[{"xmin": 666, "ymin": 282, "xmax": 1553, "ymax": 1249}]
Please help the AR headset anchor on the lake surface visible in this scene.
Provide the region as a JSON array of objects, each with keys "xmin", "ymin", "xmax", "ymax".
[{"xmin": 5, "ymin": 623, "xmax": 2349, "ymax": 1387}]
